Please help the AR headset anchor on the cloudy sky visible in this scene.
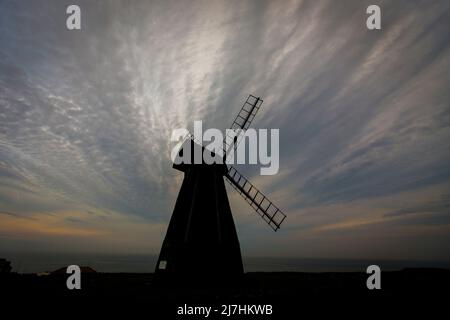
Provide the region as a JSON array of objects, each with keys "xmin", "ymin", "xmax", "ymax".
[{"xmin": 0, "ymin": 0, "xmax": 449, "ymax": 261}]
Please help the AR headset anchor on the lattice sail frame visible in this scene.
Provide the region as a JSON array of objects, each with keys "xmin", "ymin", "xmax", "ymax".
[
  {"xmin": 225, "ymin": 166, "xmax": 286, "ymax": 231},
  {"xmin": 223, "ymin": 95, "xmax": 263, "ymax": 160}
]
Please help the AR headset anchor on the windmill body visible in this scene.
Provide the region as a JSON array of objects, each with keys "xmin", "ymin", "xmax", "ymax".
[{"xmin": 156, "ymin": 140, "xmax": 243, "ymax": 277}]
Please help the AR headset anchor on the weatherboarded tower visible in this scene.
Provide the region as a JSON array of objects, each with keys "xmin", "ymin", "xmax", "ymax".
[{"xmin": 155, "ymin": 140, "xmax": 244, "ymax": 278}]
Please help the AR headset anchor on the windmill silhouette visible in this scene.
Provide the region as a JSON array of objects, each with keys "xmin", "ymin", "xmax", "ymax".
[{"xmin": 155, "ymin": 95, "xmax": 286, "ymax": 280}]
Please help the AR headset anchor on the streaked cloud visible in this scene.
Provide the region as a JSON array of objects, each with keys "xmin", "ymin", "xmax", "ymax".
[{"xmin": 0, "ymin": 0, "xmax": 449, "ymax": 259}]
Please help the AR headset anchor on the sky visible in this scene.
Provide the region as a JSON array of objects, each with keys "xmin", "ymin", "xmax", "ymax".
[{"xmin": 0, "ymin": 0, "xmax": 449, "ymax": 261}]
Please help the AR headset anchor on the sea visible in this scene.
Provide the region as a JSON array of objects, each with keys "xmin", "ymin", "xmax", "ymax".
[{"xmin": 2, "ymin": 252, "xmax": 450, "ymax": 274}]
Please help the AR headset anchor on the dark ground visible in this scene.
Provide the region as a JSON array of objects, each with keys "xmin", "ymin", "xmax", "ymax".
[{"xmin": 1, "ymin": 269, "xmax": 449, "ymax": 318}]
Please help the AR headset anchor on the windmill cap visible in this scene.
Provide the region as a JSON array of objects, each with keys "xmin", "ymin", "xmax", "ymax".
[{"xmin": 173, "ymin": 139, "xmax": 227, "ymax": 172}]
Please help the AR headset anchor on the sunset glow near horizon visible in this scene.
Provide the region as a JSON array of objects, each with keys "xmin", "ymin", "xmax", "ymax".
[{"xmin": 1, "ymin": 0, "xmax": 449, "ymax": 261}]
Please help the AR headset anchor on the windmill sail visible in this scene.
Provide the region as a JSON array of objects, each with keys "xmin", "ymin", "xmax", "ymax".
[
  {"xmin": 225, "ymin": 166, "xmax": 286, "ymax": 231},
  {"xmin": 222, "ymin": 95, "xmax": 287, "ymax": 231},
  {"xmin": 223, "ymin": 95, "xmax": 263, "ymax": 159}
]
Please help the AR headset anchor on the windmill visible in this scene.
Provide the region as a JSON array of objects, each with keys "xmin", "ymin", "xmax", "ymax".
[{"xmin": 155, "ymin": 95, "xmax": 286, "ymax": 280}]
